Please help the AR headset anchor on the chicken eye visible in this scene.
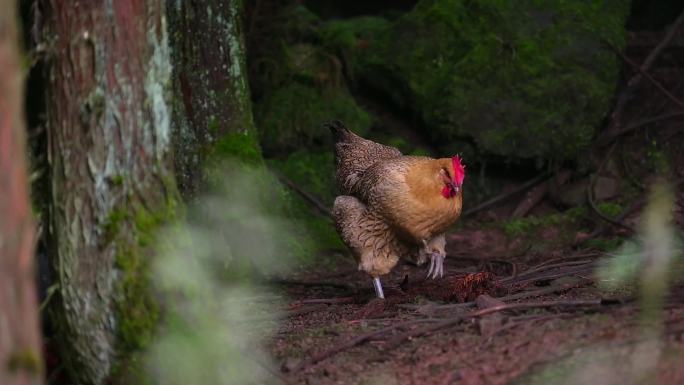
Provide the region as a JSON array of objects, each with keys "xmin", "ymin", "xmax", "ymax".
[{"xmin": 440, "ymin": 168, "xmax": 452, "ymax": 184}]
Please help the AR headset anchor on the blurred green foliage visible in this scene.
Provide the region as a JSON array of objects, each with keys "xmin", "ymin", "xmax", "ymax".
[
  {"xmin": 599, "ymin": 182, "xmax": 681, "ymax": 329},
  {"xmin": 146, "ymin": 172, "xmax": 294, "ymax": 384},
  {"xmin": 595, "ymin": 202, "xmax": 624, "ymax": 218},
  {"xmin": 268, "ymin": 151, "xmax": 337, "ymax": 206},
  {"xmin": 502, "ymin": 209, "xmax": 583, "ymax": 238},
  {"xmin": 256, "ymin": 82, "xmax": 372, "ymax": 154},
  {"xmin": 251, "ymin": 6, "xmax": 373, "ymax": 155}
]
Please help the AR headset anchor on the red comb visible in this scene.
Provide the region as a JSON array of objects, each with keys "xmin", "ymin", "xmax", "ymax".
[{"xmin": 452, "ymin": 155, "xmax": 465, "ymax": 185}]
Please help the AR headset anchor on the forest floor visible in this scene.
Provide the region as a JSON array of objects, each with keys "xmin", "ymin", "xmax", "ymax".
[
  {"xmin": 267, "ymin": 26, "xmax": 684, "ymax": 384},
  {"xmin": 269, "ymin": 208, "xmax": 684, "ymax": 385}
]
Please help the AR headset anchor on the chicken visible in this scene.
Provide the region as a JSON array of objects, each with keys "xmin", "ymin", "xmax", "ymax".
[{"xmin": 328, "ymin": 120, "xmax": 465, "ymax": 298}]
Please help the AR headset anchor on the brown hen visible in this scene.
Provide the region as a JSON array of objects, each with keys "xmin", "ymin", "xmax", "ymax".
[{"xmin": 328, "ymin": 120, "xmax": 465, "ymax": 298}]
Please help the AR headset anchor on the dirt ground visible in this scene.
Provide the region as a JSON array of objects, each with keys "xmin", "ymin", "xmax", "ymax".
[
  {"xmin": 269, "ymin": 115, "xmax": 684, "ymax": 385},
  {"xmin": 269, "ymin": 225, "xmax": 684, "ymax": 385}
]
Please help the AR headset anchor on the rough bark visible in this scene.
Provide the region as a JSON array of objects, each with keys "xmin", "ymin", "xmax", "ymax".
[
  {"xmin": 43, "ymin": 1, "xmax": 178, "ymax": 384},
  {"xmin": 168, "ymin": 0, "xmax": 260, "ymax": 198},
  {"xmin": 0, "ymin": 1, "xmax": 43, "ymax": 384}
]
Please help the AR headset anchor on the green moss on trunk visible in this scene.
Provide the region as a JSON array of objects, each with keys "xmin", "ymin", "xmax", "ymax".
[{"xmin": 106, "ymin": 195, "xmax": 179, "ymax": 385}]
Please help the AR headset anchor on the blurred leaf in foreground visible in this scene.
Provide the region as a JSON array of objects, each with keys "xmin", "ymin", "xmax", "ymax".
[{"xmin": 146, "ymin": 166, "xmax": 293, "ymax": 385}]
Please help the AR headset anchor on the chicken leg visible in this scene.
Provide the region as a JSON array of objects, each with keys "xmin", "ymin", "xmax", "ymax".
[
  {"xmin": 423, "ymin": 235, "xmax": 446, "ymax": 279},
  {"xmin": 372, "ymin": 277, "xmax": 385, "ymax": 299}
]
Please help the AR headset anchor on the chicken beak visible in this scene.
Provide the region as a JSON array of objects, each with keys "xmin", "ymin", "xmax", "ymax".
[{"xmin": 450, "ymin": 182, "xmax": 460, "ymax": 195}]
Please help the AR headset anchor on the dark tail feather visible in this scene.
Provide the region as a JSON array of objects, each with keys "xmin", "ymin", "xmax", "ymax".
[{"xmin": 325, "ymin": 119, "xmax": 352, "ymax": 142}]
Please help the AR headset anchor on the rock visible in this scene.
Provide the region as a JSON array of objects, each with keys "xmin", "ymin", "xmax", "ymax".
[
  {"xmin": 323, "ymin": 0, "xmax": 630, "ymax": 162},
  {"xmin": 593, "ymin": 176, "xmax": 620, "ymax": 200},
  {"xmin": 558, "ymin": 177, "xmax": 589, "ymax": 206},
  {"xmin": 511, "ymin": 182, "xmax": 549, "ymax": 218}
]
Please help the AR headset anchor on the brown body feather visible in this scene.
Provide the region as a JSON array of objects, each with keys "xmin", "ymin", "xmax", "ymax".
[
  {"xmin": 328, "ymin": 121, "xmax": 462, "ymax": 278},
  {"xmin": 354, "ymin": 156, "xmax": 462, "ymax": 242},
  {"xmin": 329, "ymin": 120, "xmax": 402, "ymax": 195}
]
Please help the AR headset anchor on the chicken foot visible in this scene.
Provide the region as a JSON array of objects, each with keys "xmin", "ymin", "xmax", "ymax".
[
  {"xmin": 422, "ymin": 237, "xmax": 446, "ymax": 279},
  {"xmin": 426, "ymin": 252, "xmax": 445, "ymax": 279}
]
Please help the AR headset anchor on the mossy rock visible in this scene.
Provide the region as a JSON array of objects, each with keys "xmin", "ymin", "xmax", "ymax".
[
  {"xmin": 322, "ymin": 0, "xmax": 630, "ymax": 162},
  {"xmin": 250, "ymin": 5, "xmax": 373, "ymax": 155}
]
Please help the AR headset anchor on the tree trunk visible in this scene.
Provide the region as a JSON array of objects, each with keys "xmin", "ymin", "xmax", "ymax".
[
  {"xmin": 0, "ymin": 0, "xmax": 43, "ymax": 384},
  {"xmin": 43, "ymin": 1, "xmax": 178, "ymax": 384},
  {"xmin": 168, "ymin": 0, "xmax": 261, "ymax": 198}
]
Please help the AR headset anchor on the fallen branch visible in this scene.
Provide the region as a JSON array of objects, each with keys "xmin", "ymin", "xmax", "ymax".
[
  {"xmin": 596, "ymin": 111, "xmax": 684, "ymax": 146},
  {"xmin": 269, "ymin": 168, "xmax": 332, "ymax": 218},
  {"xmin": 510, "ymin": 181, "xmax": 549, "ymax": 218},
  {"xmin": 268, "ymin": 278, "xmax": 356, "ymax": 292},
  {"xmin": 505, "ymin": 263, "xmax": 596, "ymax": 287},
  {"xmin": 292, "ymin": 297, "xmax": 354, "ymax": 305},
  {"xmin": 298, "ymin": 296, "xmax": 610, "ymax": 370},
  {"xmin": 478, "ymin": 313, "xmax": 578, "ymax": 349},
  {"xmin": 399, "ymin": 258, "xmax": 597, "ymax": 313},
  {"xmin": 584, "ymin": 142, "xmax": 636, "ymax": 234},
  {"xmin": 385, "ymin": 299, "xmax": 605, "ymax": 347},
  {"xmin": 463, "ymin": 173, "xmax": 549, "ymax": 217},
  {"xmin": 493, "ymin": 281, "xmax": 590, "ymax": 303},
  {"xmin": 291, "ymin": 318, "xmax": 437, "ymax": 373},
  {"xmin": 532, "ymin": 251, "xmax": 602, "ymax": 269},
  {"xmin": 499, "ymin": 259, "xmax": 595, "ymax": 285},
  {"xmin": 578, "ymin": 198, "xmax": 644, "ymax": 245},
  {"xmin": 447, "ymin": 254, "xmax": 519, "ymax": 276},
  {"xmin": 615, "ymin": 49, "xmax": 684, "ymax": 111},
  {"xmin": 587, "ymin": 179, "xmax": 636, "ymax": 233},
  {"xmin": 241, "ymin": 304, "xmax": 329, "ymax": 323},
  {"xmin": 578, "ymin": 176, "xmax": 684, "ymax": 244},
  {"xmin": 433, "ymin": 274, "xmax": 593, "ymax": 312},
  {"xmin": 282, "ymin": 304, "xmax": 329, "ymax": 318},
  {"xmin": 602, "ymin": 9, "xmax": 684, "ymax": 136},
  {"xmin": 638, "ymin": 11, "xmax": 684, "ymax": 73}
]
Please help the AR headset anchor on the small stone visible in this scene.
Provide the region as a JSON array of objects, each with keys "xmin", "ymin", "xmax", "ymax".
[{"xmin": 593, "ymin": 176, "xmax": 619, "ymax": 200}]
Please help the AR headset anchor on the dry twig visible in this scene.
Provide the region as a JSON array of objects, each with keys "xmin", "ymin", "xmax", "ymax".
[
  {"xmin": 269, "ymin": 168, "xmax": 332, "ymax": 218},
  {"xmin": 291, "ymin": 318, "xmax": 438, "ymax": 373},
  {"xmin": 499, "ymin": 259, "xmax": 595, "ymax": 285},
  {"xmin": 602, "ymin": 9, "xmax": 684, "ymax": 136},
  {"xmin": 385, "ymin": 299, "xmax": 605, "ymax": 348},
  {"xmin": 268, "ymin": 278, "xmax": 356, "ymax": 292},
  {"xmin": 292, "ymin": 297, "xmax": 354, "ymax": 305},
  {"xmin": 596, "ymin": 111, "xmax": 684, "ymax": 146},
  {"xmin": 463, "ymin": 173, "xmax": 549, "ymax": 217},
  {"xmin": 578, "ymin": 176, "xmax": 684, "ymax": 244},
  {"xmin": 614, "ymin": 50, "xmax": 684, "ymax": 111}
]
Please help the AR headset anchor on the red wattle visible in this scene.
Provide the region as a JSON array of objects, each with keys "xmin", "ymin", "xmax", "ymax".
[{"xmin": 441, "ymin": 185, "xmax": 451, "ymax": 198}]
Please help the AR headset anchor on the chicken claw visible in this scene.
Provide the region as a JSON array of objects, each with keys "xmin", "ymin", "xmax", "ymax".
[
  {"xmin": 426, "ymin": 252, "xmax": 444, "ymax": 279},
  {"xmin": 372, "ymin": 277, "xmax": 385, "ymax": 299}
]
